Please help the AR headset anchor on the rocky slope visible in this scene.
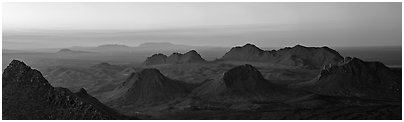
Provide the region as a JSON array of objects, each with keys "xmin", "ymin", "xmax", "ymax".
[
  {"xmin": 220, "ymin": 44, "xmax": 343, "ymax": 69},
  {"xmin": 144, "ymin": 50, "xmax": 207, "ymax": 65},
  {"xmin": 2, "ymin": 60, "xmax": 135, "ymax": 120},
  {"xmin": 293, "ymin": 57, "xmax": 401, "ymax": 100}
]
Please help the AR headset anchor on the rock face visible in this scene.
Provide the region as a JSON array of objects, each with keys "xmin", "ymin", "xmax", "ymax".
[
  {"xmin": 2, "ymin": 60, "xmax": 134, "ymax": 120},
  {"xmin": 221, "ymin": 44, "xmax": 343, "ymax": 69},
  {"xmin": 192, "ymin": 64, "xmax": 297, "ymax": 100},
  {"xmin": 108, "ymin": 68, "xmax": 193, "ymax": 105},
  {"xmin": 294, "ymin": 57, "xmax": 401, "ymax": 100},
  {"xmin": 144, "ymin": 50, "xmax": 207, "ymax": 65}
]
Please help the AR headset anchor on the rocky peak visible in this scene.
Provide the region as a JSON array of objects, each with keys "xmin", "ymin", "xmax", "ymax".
[
  {"xmin": 293, "ymin": 44, "xmax": 307, "ymax": 48},
  {"xmin": 301, "ymin": 57, "xmax": 401, "ymax": 99},
  {"xmin": 110, "ymin": 68, "xmax": 192, "ymax": 105},
  {"xmin": 138, "ymin": 68, "xmax": 167, "ymax": 80},
  {"xmin": 237, "ymin": 43, "xmax": 264, "ymax": 53},
  {"xmin": 5, "ymin": 60, "xmax": 32, "ymax": 74},
  {"xmin": 144, "ymin": 50, "xmax": 206, "ymax": 65},
  {"xmin": 3, "ymin": 60, "xmax": 49, "ymax": 86},
  {"xmin": 144, "ymin": 53, "xmax": 168, "ymax": 65},
  {"xmin": 2, "ymin": 60, "xmax": 134, "ymax": 119},
  {"xmin": 223, "ymin": 64, "xmax": 266, "ymax": 88},
  {"xmin": 186, "ymin": 50, "xmax": 198, "ymax": 54}
]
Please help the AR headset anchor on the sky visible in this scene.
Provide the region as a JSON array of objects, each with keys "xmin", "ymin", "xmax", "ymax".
[{"xmin": 2, "ymin": 2, "xmax": 402, "ymax": 49}]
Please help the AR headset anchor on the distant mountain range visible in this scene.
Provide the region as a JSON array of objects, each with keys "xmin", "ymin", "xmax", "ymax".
[
  {"xmin": 220, "ymin": 44, "xmax": 343, "ymax": 69},
  {"xmin": 68, "ymin": 42, "xmax": 222, "ymax": 53},
  {"xmin": 144, "ymin": 43, "xmax": 343, "ymax": 69},
  {"xmin": 57, "ymin": 48, "xmax": 94, "ymax": 54}
]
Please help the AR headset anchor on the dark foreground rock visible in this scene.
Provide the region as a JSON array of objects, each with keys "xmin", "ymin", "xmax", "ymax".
[{"xmin": 2, "ymin": 60, "xmax": 136, "ymax": 120}]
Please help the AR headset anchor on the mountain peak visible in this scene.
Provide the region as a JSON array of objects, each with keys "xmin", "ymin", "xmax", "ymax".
[
  {"xmin": 3, "ymin": 60, "xmax": 44, "ymax": 85},
  {"xmin": 144, "ymin": 50, "xmax": 206, "ymax": 65},
  {"xmin": 241, "ymin": 43, "xmax": 262, "ymax": 50},
  {"xmin": 7, "ymin": 59, "xmax": 30, "ymax": 70},
  {"xmin": 185, "ymin": 50, "xmax": 198, "ymax": 54},
  {"xmin": 298, "ymin": 57, "xmax": 401, "ymax": 99},
  {"xmin": 293, "ymin": 44, "xmax": 307, "ymax": 48},
  {"xmin": 144, "ymin": 53, "xmax": 168, "ymax": 65},
  {"xmin": 3, "ymin": 60, "xmax": 133, "ymax": 119},
  {"xmin": 221, "ymin": 43, "xmax": 343, "ymax": 69},
  {"xmin": 109, "ymin": 68, "xmax": 192, "ymax": 105},
  {"xmin": 223, "ymin": 64, "xmax": 266, "ymax": 88},
  {"xmin": 139, "ymin": 68, "xmax": 165, "ymax": 78}
]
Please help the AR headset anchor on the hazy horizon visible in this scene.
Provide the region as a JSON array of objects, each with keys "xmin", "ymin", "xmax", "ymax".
[{"xmin": 3, "ymin": 2, "xmax": 402, "ymax": 49}]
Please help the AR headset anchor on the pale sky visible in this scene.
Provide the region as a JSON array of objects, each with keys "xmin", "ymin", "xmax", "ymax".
[{"xmin": 2, "ymin": 2, "xmax": 402, "ymax": 49}]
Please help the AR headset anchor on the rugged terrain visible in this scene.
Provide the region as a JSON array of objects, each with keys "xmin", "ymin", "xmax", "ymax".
[
  {"xmin": 2, "ymin": 60, "xmax": 136, "ymax": 120},
  {"xmin": 2, "ymin": 43, "xmax": 401, "ymax": 120},
  {"xmin": 292, "ymin": 57, "xmax": 401, "ymax": 100}
]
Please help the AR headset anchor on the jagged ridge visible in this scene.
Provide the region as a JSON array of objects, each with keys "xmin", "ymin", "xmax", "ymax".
[
  {"xmin": 221, "ymin": 43, "xmax": 344, "ymax": 69},
  {"xmin": 144, "ymin": 50, "xmax": 207, "ymax": 65}
]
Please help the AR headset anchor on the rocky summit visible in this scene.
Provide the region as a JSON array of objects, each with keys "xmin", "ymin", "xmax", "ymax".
[
  {"xmin": 144, "ymin": 50, "xmax": 207, "ymax": 65},
  {"xmin": 294, "ymin": 57, "xmax": 401, "ymax": 100},
  {"xmin": 221, "ymin": 44, "xmax": 343, "ymax": 69},
  {"xmin": 2, "ymin": 60, "xmax": 135, "ymax": 120}
]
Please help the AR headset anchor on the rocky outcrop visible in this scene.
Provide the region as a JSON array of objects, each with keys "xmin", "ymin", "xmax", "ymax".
[
  {"xmin": 294, "ymin": 57, "xmax": 401, "ymax": 100},
  {"xmin": 143, "ymin": 50, "xmax": 207, "ymax": 65},
  {"xmin": 144, "ymin": 54, "xmax": 168, "ymax": 65},
  {"xmin": 221, "ymin": 44, "xmax": 343, "ymax": 69},
  {"xmin": 2, "ymin": 60, "xmax": 135, "ymax": 120}
]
